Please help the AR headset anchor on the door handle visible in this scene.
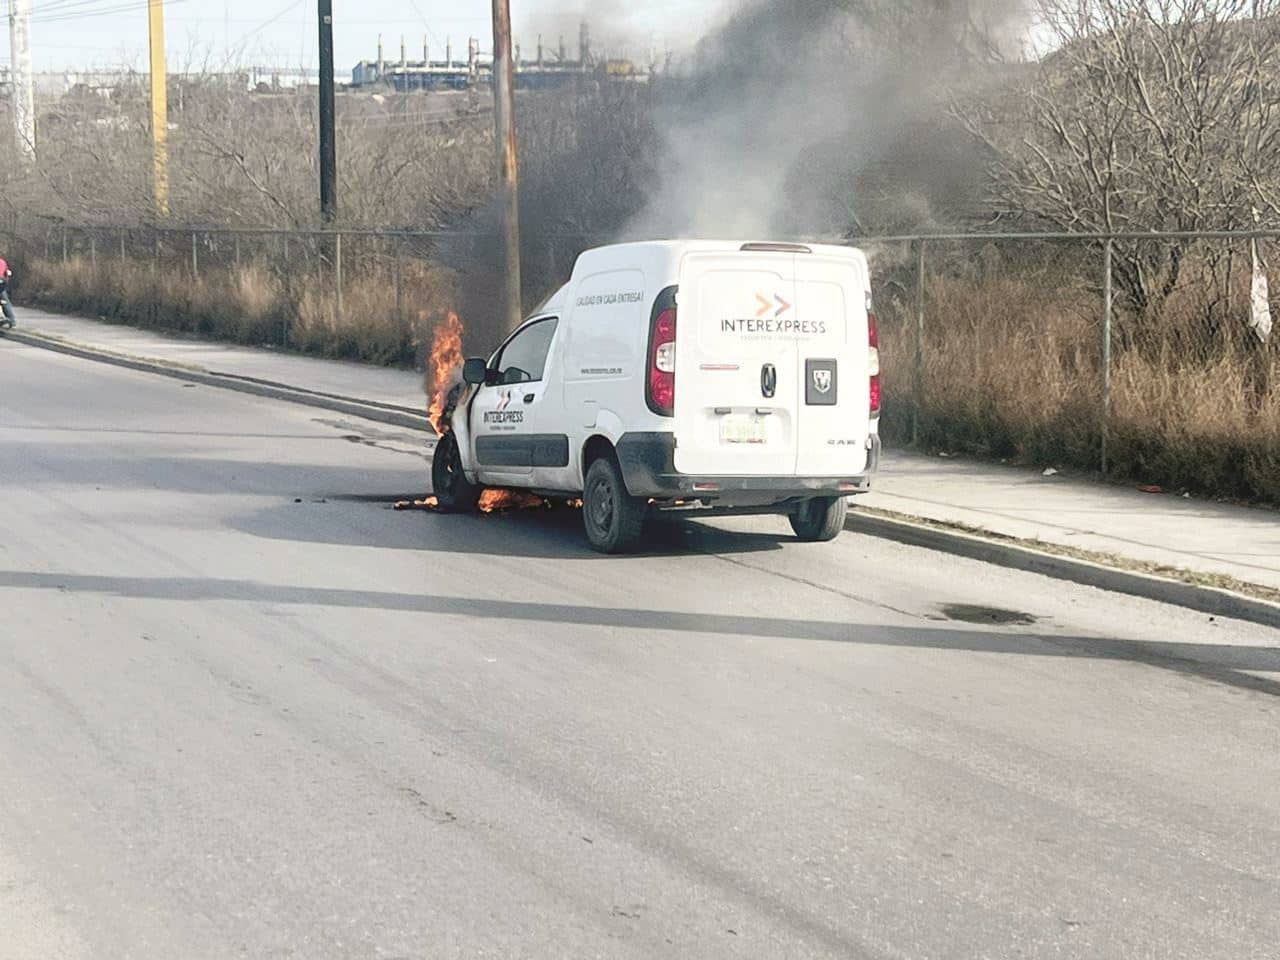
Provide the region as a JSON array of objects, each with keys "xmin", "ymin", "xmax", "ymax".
[{"xmin": 523, "ymin": 393, "xmax": 535, "ymax": 404}]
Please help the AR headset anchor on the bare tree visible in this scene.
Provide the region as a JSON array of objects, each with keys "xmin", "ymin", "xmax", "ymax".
[{"xmin": 965, "ymin": 0, "xmax": 1280, "ymax": 314}]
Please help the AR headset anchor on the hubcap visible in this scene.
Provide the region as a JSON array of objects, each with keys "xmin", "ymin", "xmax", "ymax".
[{"xmin": 589, "ymin": 477, "xmax": 613, "ymax": 532}]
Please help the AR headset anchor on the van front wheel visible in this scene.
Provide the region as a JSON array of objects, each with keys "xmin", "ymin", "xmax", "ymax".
[
  {"xmin": 583, "ymin": 456, "xmax": 647, "ymax": 554},
  {"xmin": 431, "ymin": 432, "xmax": 480, "ymax": 513},
  {"xmin": 789, "ymin": 497, "xmax": 848, "ymax": 542}
]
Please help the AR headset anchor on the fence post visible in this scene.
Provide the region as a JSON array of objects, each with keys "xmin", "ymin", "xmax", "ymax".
[
  {"xmin": 1101, "ymin": 238, "xmax": 1114, "ymax": 475},
  {"xmin": 234, "ymin": 234, "xmax": 241, "ymax": 269},
  {"xmin": 334, "ymin": 232, "xmax": 343, "ymax": 324},
  {"xmin": 119, "ymin": 228, "xmax": 127, "ymax": 263},
  {"xmin": 90, "ymin": 234, "xmax": 97, "ymax": 270},
  {"xmin": 393, "ymin": 234, "xmax": 403, "ymax": 325},
  {"xmin": 191, "ymin": 231, "xmax": 199, "ymax": 280},
  {"xmin": 61, "ymin": 228, "xmax": 68, "ymax": 264},
  {"xmin": 914, "ymin": 238, "xmax": 926, "ymax": 446}
]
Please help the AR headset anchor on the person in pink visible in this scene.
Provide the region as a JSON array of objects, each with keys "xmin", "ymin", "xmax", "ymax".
[{"xmin": 0, "ymin": 256, "xmax": 14, "ymax": 327}]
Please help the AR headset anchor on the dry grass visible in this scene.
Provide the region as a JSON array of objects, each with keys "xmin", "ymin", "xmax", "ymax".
[
  {"xmin": 878, "ymin": 261, "xmax": 1280, "ymax": 504},
  {"xmin": 878, "ymin": 267, "xmax": 1099, "ymax": 462},
  {"xmin": 1109, "ymin": 349, "xmax": 1280, "ymax": 502},
  {"xmin": 22, "ymin": 254, "xmax": 460, "ymax": 368}
]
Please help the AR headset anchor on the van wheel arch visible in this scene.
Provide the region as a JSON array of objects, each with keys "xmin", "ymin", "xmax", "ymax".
[{"xmin": 581, "ymin": 435, "xmax": 618, "ymax": 481}]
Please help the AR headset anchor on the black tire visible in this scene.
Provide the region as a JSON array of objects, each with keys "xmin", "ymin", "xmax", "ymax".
[
  {"xmin": 789, "ymin": 496, "xmax": 848, "ymax": 542},
  {"xmin": 583, "ymin": 455, "xmax": 647, "ymax": 554},
  {"xmin": 431, "ymin": 432, "xmax": 480, "ymax": 513}
]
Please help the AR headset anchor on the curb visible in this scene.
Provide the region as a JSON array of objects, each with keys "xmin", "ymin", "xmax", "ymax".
[
  {"xmin": 2, "ymin": 327, "xmax": 433, "ymax": 434},
  {"xmin": 845, "ymin": 510, "xmax": 1280, "ymax": 630}
]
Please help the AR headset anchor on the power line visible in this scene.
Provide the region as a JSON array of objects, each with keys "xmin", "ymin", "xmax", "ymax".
[
  {"xmin": 29, "ymin": 0, "xmax": 191, "ymax": 26},
  {"xmin": 407, "ymin": 0, "xmax": 441, "ymax": 48},
  {"xmin": 227, "ymin": 0, "xmax": 305, "ymax": 60}
]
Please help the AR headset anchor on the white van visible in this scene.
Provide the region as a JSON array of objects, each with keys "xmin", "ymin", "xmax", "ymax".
[{"xmin": 432, "ymin": 240, "xmax": 881, "ymax": 552}]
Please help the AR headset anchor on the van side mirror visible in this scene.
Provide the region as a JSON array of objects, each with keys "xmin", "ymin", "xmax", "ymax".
[{"xmin": 462, "ymin": 358, "xmax": 489, "ymax": 385}]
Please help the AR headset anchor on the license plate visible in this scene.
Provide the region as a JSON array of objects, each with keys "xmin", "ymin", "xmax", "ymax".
[{"xmin": 720, "ymin": 414, "xmax": 767, "ymax": 444}]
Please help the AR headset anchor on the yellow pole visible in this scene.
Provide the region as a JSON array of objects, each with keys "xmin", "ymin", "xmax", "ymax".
[{"xmin": 148, "ymin": 0, "xmax": 169, "ymax": 218}]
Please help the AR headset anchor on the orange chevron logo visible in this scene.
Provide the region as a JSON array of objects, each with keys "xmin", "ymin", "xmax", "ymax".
[{"xmin": 756, "ymin": 292, "xmax": 793, "ymax": 318}]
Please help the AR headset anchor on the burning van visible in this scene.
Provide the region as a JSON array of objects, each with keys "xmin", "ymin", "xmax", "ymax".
[{"xmin": 431, "ymin": 240, "xmax": 881, "ymax": 553}]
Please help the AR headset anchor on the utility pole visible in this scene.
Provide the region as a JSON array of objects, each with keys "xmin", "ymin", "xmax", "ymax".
[
  {"xmin": 148, "ymin": 0, "xmax": 169, "ymax": 217},
  {"xmin": 318, "ymin": 0, "xmax": 337, "ymax": 221},
  {"xmin": 491, "ymin": 0, "xmax": 522, "ymax": 331},
  {"xmin": 9, "ymin": 0, "xmax": 35, "ymax": 161}
]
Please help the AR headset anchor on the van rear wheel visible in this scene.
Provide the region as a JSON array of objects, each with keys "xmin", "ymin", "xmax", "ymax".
[
  {"xmin": 431, "ymin": 432, "xmax": 480, "ymax": 513},
  {"xmin": 790, "ymin": 496, "xmax": 848, "ymax": 542},
  {"xmin": 583, "ymin": 456, "xmax": 647, "ymax": 554}
]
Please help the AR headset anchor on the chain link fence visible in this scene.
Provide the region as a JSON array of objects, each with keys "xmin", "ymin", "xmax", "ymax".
[
  {"xmin": 868, "ymin": 230, "xmax": 1278, "ymax": 500},
  {"xmin": 12, "ymin": 218, "xmax": 599, "ymax": 364},
  {"xmin": 6, "ymin": 218, "xmax": 1278, "ymax": 501}
]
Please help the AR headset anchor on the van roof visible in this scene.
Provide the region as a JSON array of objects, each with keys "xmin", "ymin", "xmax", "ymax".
[
  {"xmin": 532, "ymin": 240, "xmax": 868, "ymax": 318},
  {"xmin": 574, "ymin": 239, "xmax": 867, "ymax": 284},
  {"xmin": 581, "ymin": 239, "xmax": 865, "ymax": 260}
]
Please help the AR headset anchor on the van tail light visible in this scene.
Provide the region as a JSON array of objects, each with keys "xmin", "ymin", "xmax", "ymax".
[
  {"xmin": 647, "ymin": 305, "xmax": 677, "ymax": 417},
  {"xmin": 868, "ymin": 310, "xmax": 881, "ymax": 417}
]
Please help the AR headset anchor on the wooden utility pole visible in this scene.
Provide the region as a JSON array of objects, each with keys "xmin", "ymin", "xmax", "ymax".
[
  {"xmin": 148, "ymin": 0, "xmax": 169, "ymax": 217},
  {"xmin": 9, "ymin": 0, "xmax": 35, "ymax": 160},
  {"xmin": 318, "ymin": 0, "xmax": 337, "ymax": 221},
  {"xmin": 491, "ymin": 0, "xmax": 523, "ymax": 331}
]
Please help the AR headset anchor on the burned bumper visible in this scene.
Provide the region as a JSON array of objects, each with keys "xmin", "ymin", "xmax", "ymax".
[{"xmin": 615, "ymin": 432, "xmax": 880, "ymax": 500}]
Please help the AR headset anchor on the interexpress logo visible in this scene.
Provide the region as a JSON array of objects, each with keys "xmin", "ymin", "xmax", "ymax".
[
  {"xmin": 484, "ymin": 390, "xmax": 524, "ymax": 425},
  {"xmin": 720, "ymin": 291, "xmax": 826, "ymax": 336},
  {"xmin": 755, "ymin": 292, "xmax": 793, "ymax": 318}
]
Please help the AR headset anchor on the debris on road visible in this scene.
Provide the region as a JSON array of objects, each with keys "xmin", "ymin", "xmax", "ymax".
[{"xmin": 394, "ymin": 497, "xmax": 440, "ymax": 511}]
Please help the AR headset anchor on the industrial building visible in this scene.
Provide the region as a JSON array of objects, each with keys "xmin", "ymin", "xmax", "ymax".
[{"xmin": 350, "ymin": 23, "xmax": 643, "ymax": 93}]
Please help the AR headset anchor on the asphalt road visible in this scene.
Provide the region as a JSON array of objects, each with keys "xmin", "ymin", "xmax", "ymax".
[{"xmin": 2, "ymin": 339, "xmax": 1279, "ymax": 960}]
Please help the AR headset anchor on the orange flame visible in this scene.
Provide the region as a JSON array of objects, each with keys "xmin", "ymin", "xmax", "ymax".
[
  {"xmin": 478, "ymin": 488, "xmax": 548, "ymax": 513},
  {"xmin": 426, "ymin": 313, "xmax": 465, "ymax": 434}
]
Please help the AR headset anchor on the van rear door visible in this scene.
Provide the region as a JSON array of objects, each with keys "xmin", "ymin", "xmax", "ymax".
[
  {"xmin": 673, "ymin": 251, "xmax": 800, "ymax": 476},
  {"xmin": 793, "ymin": 253, "xmax": 871, "ymax": 476}
]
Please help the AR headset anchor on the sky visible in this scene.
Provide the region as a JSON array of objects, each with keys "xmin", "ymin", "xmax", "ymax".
[{"xmin": 14, "ymin": 0, "xmax": 732, "ymax": 73}]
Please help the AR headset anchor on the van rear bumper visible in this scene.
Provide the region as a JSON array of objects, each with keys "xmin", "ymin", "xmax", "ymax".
[{"xmin": 615, "ymin": 432, "xmax": 879, "ymax": 500}]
